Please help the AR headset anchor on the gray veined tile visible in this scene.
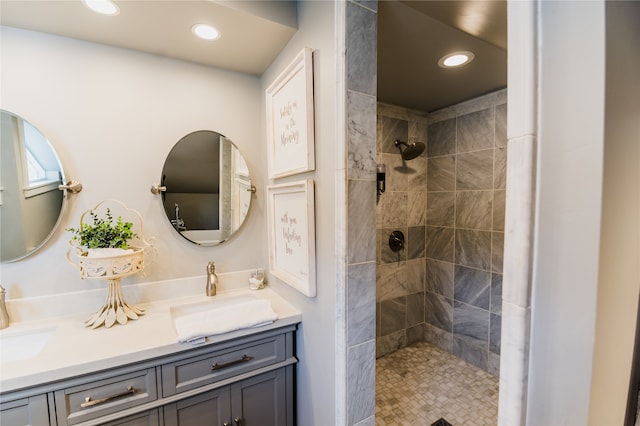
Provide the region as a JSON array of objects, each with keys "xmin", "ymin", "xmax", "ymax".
[
  {"xmin": 426, "ymin": 259, "xmax": 454, "ymax": 299},
  {"xmin": 490, "ymin": 313, "xmax": 502, "ymax": 354},
  {"xmin": 457, "ymin": 108, "xmax": 494, "ymax": 153},
  {"xmin": 455, "ymin": 191, "xmax": 493, "ymax": 230},
  {"xmin": 490, "ymin": 273, "xmax": 503, "ymax": 315},
  {"xmin": 407, "ymin": 190, "xmax": 426, "ymax": 226},
  {"xmin": 456, "ymin": 150, "xmax": 494, "ymax": 190},
  {"xmin": 426, "ymin": 226, "xmax": 454, "ymax": 262},
  {"xmin": 347, "ymin": 341, "xmax": 376, "ymax": 424},
  {"xmin": 407, "ymin": 226, "xmax": 425, "ymax": 260},
  {"xmin": 407, "ymin": 155, "xmax": 427, "ymax": 188},
  {"xmin": 376, "ymin": 330, "xmax": 406, "ymax": 358},
  {"xmin": 453, "ymin": 301, "xmax": 490, "ymax": 345},
  {"xmin": 378, "ymin": 116, "xmax": 408, "ymax": 154},
  {"xmin": 454, "ymin": 265, "xmax": 491, "ymax": 310},
  {"xmin": 455, "ymin": 229, "xmax": 492, "ymax": 270},
  {"xmin": 424, "ymin": 323, "xmax": 453, "ymax": 352},
  {"xmin": 376, "ymin": 191, "xmax": 407, "ymax": 228},
  {"xmin": 493, "ymin": 189, "xmax": 506, "ymax": 231},
  {"xmin": 347, "ymin": 262, "xmax": 376, "ymax": 346},
  {"xmin": 453, "ymin": 335, "xmax": 489, "ymax": 371},
  {"xmin": 407, "ymin": 291, "xmax": 425, "ymax": 326},
  {"xmin": 380, "ymin": 296, "xmax": 406, "ymax": 335},
  {"xmin": 348, "ymin": 179, "xmax": 376, "ymax": 264},
  {"xmin": 405, "ymin": 258, "xmax": 426, "ymax": 294},
  {"xmin": 427, "ymin": 191, "xmax": 455, "ymax": 227},
  {"xmin": 376, "ymin": 261, "xmax": 408, "ymax": 301},
  {"xmin": 427, "ymin": 117, "xmax": 456, "ymax": 157},
  {"xmin": 492, "ymin": 232, "xmax": 505, "ymax": 273},
  {"xmin": 409, "ymin": 120, "xmax": 428, "ymax": 146},
  {"xmin": 424, "ymin": 292, "xmax": 453, "ymax": 331},
  {"xmin": 346, "ymin": 1, "xmax": 377, "ymax": 96},
  {"xmin": 347, "ymin": 91, "xmax": 377, "ymax": 180},
  {"xmin": 427, "ymin": 155, "xmax": 456, "ymax": 191}
]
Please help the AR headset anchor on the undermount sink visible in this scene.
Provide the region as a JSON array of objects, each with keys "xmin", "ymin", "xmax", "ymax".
[
  {"xmin": 0, "ymin": 326, "xmax": 56, "ymax": 363},
  {"xmin": 170, "ymin": 294, "xmax": 258, "ymax": 320}
]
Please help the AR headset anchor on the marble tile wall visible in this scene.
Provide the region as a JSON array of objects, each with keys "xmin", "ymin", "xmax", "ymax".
[
  {"xmin": 424, "ymin": 92, "xmax": 507, "ymax": 376},
  {"xmin": 375, "ymin": 90, "xmax": 507, "ymax": 377},
  {"xmin": 375, "ymin": 103, "xmax": 429, "ymax": 356},
  {"xmin": 345, "ymin": 1, "xmax": 378, "ymax": 425}
]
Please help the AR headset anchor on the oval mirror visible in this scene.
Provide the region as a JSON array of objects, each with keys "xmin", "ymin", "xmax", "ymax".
[
  {"xmin": 1, "ymin": 110, "xmax": 67, "ymax": 262},
  {"xmin": 160, "ymin": 130, "xmax": 252, "ymax": 246}
]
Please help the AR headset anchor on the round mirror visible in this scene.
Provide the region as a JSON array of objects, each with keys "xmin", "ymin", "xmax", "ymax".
[
  {"xmin": 160, "ymin": 130, "xmax": 252, "ymax": 246},
  {"xmin": 1, "ymin": 110, "xmax": 67, "ymax": 262}
]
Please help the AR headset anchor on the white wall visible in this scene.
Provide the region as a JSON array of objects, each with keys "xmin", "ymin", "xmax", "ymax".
[
  {"xmin": 527, "ymin": 1, "xmax": 605, "ymax": 424},
  {"xmin": 259, "ymin": 2, "xmax": 338, "ymax": 425},
  {"xmin": 589, "ymin": 1, "xmax": 640, "ymax": 423},
  {"xmin": 0, "ymin": 26, "xmax": 267, "ymax": 298}
]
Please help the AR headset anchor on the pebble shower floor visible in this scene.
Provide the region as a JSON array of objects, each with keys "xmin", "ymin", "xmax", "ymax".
[{"xmin": 375, "ymin": 342, "xmax": 499, "ymax": 426}]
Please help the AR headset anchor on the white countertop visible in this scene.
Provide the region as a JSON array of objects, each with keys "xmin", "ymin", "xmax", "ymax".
[{"xmin": 0, "ymin": 286, "xmax": 301, "ymax": 394}]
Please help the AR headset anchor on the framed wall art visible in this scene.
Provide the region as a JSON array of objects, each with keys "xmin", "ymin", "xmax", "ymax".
[
  {"xmin": 266, "ymin": 47, "xmax": 315, "ymax": 179},
  {"xmin": 266, "ymin": 179, "xmax": 316, "ymax": 297}
]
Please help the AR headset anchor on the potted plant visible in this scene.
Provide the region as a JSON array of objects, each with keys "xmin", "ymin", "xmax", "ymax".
[{"xmin": 67, "ymin": 208, "xmax": 139, "ymax": 258}]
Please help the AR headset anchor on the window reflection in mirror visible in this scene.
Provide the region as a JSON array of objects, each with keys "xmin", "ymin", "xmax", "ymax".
[
  {"xmin": 161, "ymin": 130, "xmax": 251, "ymax": 246},
  {"xmin": 1, "ymin": 110, "xmax": 66, "ymax": 262}
]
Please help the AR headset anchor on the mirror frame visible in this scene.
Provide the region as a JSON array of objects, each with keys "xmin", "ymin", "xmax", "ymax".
[{"xmin": 158, "ymin": 130, "xmax": 252, "ymax": 246}]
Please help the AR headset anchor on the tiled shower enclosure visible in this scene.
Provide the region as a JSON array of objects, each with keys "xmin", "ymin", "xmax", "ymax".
[{"xmin": 376, "ymin": 89, "xmax": 507, "ymax": 375}]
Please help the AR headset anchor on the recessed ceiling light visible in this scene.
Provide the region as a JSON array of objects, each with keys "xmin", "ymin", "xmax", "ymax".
[
  {"xmin": 83, "ymin": 0, "xmax": 119, "ymax": 16},
  {"xmin": 192, "ymin": 24, "xmax": 221, "ymax": 41},
  {"xmin": 438, "ymin": 51, "xmax": 475, "ymax": 68}
]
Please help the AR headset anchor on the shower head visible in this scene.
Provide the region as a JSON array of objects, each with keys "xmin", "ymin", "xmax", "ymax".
[{"xmin": 395, "ymin": 140, "xmax": 425, "ymax": 161}]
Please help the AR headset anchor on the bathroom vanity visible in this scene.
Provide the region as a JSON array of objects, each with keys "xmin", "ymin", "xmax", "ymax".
[{"xmin": 0, "ymin": 287, "xmax": 300, "ymax": 426}]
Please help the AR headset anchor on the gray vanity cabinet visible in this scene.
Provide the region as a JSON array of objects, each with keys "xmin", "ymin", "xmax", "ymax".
[
  {"xmin": 0, "ymin": 393, "xmax": 53, "ymax": 425},
  {"xmin": 164, "ymin": 368, "xmax": 289, "ymax": 426},
  {"xmin": 0, "ymin": 324, "xmax": 297, "ymax": 426}
]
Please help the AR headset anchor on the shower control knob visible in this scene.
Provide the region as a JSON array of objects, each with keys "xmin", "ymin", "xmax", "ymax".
[{"xmin": 389, "ymin": 230, "xmax": 405, "ymax": 252}]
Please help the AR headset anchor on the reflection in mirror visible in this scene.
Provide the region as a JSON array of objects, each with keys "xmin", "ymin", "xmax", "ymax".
[
  {"xmin": 1, "ymin": 110, "xmax": 66, "ymax": 262},
  {"xmin": 161, "ymin": 130, "xmax": 252, "ymax": 246}
]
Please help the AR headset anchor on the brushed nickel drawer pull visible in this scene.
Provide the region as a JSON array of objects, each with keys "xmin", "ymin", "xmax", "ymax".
[
  {"xmin": 81, "ymin": 386, "xmax": 135, "ymax": 408},
  {"xmin": 211, "ymin": 354, "xmax": 253, "ymax": 371}
]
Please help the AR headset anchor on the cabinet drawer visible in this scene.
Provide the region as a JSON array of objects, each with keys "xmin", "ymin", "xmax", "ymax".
[
  {"xmin": 54, "ymin": 368, "xmax": 157, "ymax": 426},
  {"xmin": 162, "ymin": 334, "xmax": 286, "ymax": 396}
]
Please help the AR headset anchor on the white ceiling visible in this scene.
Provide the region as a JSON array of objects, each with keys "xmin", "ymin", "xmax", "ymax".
[
  {"xmin": 0, "ymin": 0, "xmax": 298, "ymax": 75},
  {"xmin": 0, "ymin": 0, "xmax": 507, "ymax": 112}
]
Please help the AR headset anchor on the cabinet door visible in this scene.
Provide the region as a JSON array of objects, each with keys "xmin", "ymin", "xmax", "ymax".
[
  {"xmin": 100, "ymin": 408, "xmax": 160, "ymax": 426},
  {"xmin": 229, "ymin": 369, "xmax": 288, "ymax": 426},
  {"xmin": 163, "ymin": 387, "xmax": 230, "ymax": 426},
  {"xmin": 0, "ymin": 394, "xmax": 51, "ymax": 426}
]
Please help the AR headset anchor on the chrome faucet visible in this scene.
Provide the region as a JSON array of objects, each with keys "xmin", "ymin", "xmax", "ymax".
[
  {"xmin": 206, "ymin": 261, "xmax": 218, "ymax": 296},
  {"xmin": 171, "ymin": 203, "xmax": 186, "ymax": 231},
  {"xmin": 0, "ymin": 286, "xmax": 10, "ymax": 329}
]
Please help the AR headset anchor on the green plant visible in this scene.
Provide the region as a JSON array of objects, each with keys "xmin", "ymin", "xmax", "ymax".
[{"xmin": 67, "ymin": 209, "xmax": 138, "ymax": 249}]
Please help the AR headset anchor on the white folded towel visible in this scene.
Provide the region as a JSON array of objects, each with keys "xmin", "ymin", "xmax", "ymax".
[{"xmin": 175, "ymin": 298, "xmax": 278, "ymax": 343}]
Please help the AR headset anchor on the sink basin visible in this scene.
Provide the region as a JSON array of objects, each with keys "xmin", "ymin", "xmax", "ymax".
[
  {"xmin": 0, "ymin": 327, "xmax": 56, "ymax": 363},
  {"xmin": 170, "ymin": 294, "xmax": 258, "ymax": 320}
]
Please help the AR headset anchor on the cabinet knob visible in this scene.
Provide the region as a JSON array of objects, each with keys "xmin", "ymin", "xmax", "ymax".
[
  {"xmin": 223, "ymin": 423, "xmax": 230, "ymax": 426},
  {"xmin": 234, "ymin": 417, "xmax": 242, "ymax": 425}
]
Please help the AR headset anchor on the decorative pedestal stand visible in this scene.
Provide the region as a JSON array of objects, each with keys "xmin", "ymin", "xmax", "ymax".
[
  {"xmin": 67, "ymin": 199, "xmax": 154, "ymax": 329},
  {"xmin": 76, "ymin": 249, "xmax": 146, "ymax": 328}
]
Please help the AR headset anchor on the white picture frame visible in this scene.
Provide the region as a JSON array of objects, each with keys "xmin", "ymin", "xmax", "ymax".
[
  {"xmin": 266, "ymin": 179, "xmax": 316, "ymax": 297},
  {"xmin": 266, "ymin": 47, "xmax": 315, "ymax": 179}
]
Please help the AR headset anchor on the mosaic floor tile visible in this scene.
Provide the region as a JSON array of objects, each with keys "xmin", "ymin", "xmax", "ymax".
[{"xmin": 376, "ymin": 342, "xmax": 498, "ymax": 425}]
